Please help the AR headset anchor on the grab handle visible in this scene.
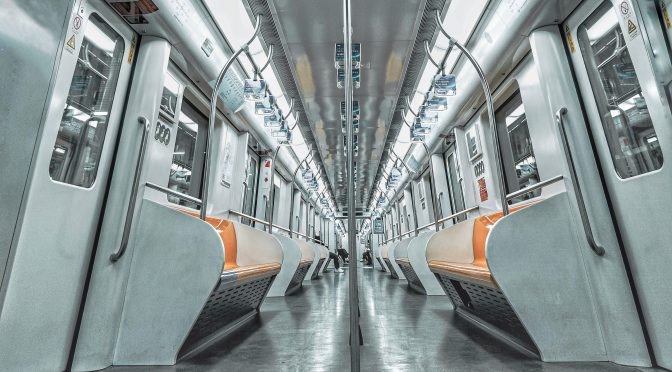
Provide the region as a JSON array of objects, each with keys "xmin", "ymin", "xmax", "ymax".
[
  {"xmin": 111, "ymin": 116, "xmax": 151, "ymax": 262},
  {"xmin": 556, "ymin": 108, "xmax": 605, "ymax": 256}
]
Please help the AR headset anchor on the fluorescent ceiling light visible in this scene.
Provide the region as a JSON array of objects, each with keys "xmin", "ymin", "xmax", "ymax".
[
  {"xmin": 587, "ymin": 7, "xmax": 618, "ymax": 42},
  {"xmin": 179, "ymin": 112, "xmax": 199, "ymax": 132},
  {"xmin": 85, "ymin": 21, "xmax": 116, "ymax": 53},
  {"xmin": 506, "ymin": 103, "xmax": 525, "ymax": 126},
  {"xmin": 164, "ymin": 73, "xmax": 180, "ymax": 95}
]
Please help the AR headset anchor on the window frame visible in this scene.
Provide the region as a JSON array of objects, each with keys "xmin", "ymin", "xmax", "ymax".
[{"xmin": 48, "ymin": 13, "xmax": 126, "ymax": 189}]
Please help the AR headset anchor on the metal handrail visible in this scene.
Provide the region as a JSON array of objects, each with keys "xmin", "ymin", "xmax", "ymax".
[
  {"xmin": 556, "ymin": 108, "xmax": 605, "ymax": 256},
  {"xmin": 145, "ymin": 182, "xmax": 203, "ymax": 206},
  {"xmin": 228, "ymin": 210, "xmax": 326, "ymax": 245},
  {"xmin": 505, "ymin": 175, "xmax": 564, "ymax": 202},
  {"xmin": 229, "ymin": 209, "xmax": 269, "ymax": 227},
  {"xmin": 110, "ymin": 116, "xmax": 151, "ymax": 262},
  {"xmin": 435, "ymin": 205, "xmax": 480, "ymax": 225},
  {"xmin": 415, "ymin": 221, "xmax": 436, "ymax": 232}
]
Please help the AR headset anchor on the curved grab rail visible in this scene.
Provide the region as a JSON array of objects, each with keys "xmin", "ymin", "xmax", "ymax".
[
  {"xmin": 202, "ymin": 16, "xmax": 262, "ymax": 221},
  {"xmin": 555, "ymin": 108, "xmax": 605, "ymax": 256},
  {"xmin": 111, "ymin": 116, "xmax": 151, "ymax": 262},
  {"xmin": 435, "ymin": 11, "xmax": 508, "ymax": 216}
]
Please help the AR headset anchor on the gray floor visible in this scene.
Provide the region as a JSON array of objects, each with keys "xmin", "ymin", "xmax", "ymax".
[{"xmin": 106, "ymin": 262, "xmax": 655, "ymax": 372}]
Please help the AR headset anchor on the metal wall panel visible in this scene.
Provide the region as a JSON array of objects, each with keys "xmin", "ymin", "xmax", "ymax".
[{"xmin": 0, "ymin": 0, "xmax": 72, "ymax": 299}]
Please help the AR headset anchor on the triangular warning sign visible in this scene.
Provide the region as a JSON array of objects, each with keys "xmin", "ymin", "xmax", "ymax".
[
  {"xmin": 628, "ymin": 19, "xmax": 637, "ymax": 34},
  {"xmin": 66, "ymin": 35, "xmax": 76, "ymax": 49}
]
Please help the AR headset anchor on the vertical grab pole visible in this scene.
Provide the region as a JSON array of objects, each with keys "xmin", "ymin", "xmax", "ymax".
[
  {"xmin": 267, "ymin": 145, "xmax": 281, "ymax": 233},
  {"xmin": 201, "ymin": 16, "xmax": 262, "ymax": 220},
  {"xmin": 343, "ymin": 0, "xmax": 360, "ymax": 368},
  {"xmin": 289, "ymin": 151, "xmax": 313, "ymax": 238},
  {"xmin": 435, "ymin": 11, "xmax": 508, "ymax": 215}
]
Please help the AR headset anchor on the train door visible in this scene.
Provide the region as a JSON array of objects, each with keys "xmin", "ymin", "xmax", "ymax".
[
  {"xmin": 567, "ymin": 1, "xmax": 672, "ymax": 368},
  {"xmin": 0, "ymin": 2, "xmax": 134, "ymax": 369},
  {"xmin": 443, "ymin": 143, "xmax": 466, "ymax": 223},
  {"xmin": 241, "ymin": 149, "xmax": 260, "ymax": 225}
]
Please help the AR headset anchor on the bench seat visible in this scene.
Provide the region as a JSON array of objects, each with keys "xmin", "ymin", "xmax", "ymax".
[
  {"xmin": 427, "ymin": 203, "xmax": 534, "ymax": 287},
  {"xmin": 175, "ymin": 209, "xmax": 283, "ymax": 358},
  {"xmin": 426, "ymin": 202, "xmax": 539, "ymax": 355},
  {"xmin": 427, "ymin": 261, "xmax": 494, "ymax": 288},
  {"xmin": 224, "ymin": 263, "xmax": 282, "ymax": 281}
]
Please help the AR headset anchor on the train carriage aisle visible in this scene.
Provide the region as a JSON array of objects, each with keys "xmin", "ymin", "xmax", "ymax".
[{"xmin": 3, "ymin": 0, "xmax": 672, "ymax": 371}]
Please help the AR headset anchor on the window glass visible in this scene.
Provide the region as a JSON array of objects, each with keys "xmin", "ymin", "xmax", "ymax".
[
  {"xmin": 578, "ymin": 2, "xmax": 663, "ymax": 178},
  {"xmin": 49, "ymin": 14, "xmax": 124, "ymax": 188},
  {"xmin": 497, "ymin": 92, "xmax": 540, "ymax": 204},
  {"xmin": 160, "ymin": 73, "xmax": 180, "ymax": 119},
  {"xmin": 167, "ymin": 100, "xmax": 207, "ymax": 209}
]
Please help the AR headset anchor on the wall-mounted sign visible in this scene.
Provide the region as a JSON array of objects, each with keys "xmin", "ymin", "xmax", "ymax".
[
  {"xmin": 478, "ymin": 177, "xmax": 488, "ymax": 202},
  {"xmin": 373, "ymin": 218, "xmax": 384, "ymax": 234},
  {"xmin": 465, "ymin": 125, "xmax": 482, "ymax": 161}
]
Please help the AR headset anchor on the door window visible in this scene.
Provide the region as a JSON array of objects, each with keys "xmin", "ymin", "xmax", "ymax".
[
  {"xmin": 577, "ymin": 2, "xmax": 663, "ymax": 178},
  {"xmin": 167, "ymin": 99, "xmax": 207, "ymax": 209},
  {"xmin": 49, "ymin": 14, "xmax": 125, "ymax": 188},
  {"xmin": 496, "ymin": 91, "xmax": 540, "ymax": 203}
]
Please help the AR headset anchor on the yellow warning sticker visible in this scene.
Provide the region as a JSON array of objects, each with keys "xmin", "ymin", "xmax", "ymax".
[
  {"xmin": 127, "ymin": 35, "xmax": 137, "ymax": 64},
  {"xmin": 618, "ymin": 0, "xmax": 639, "ymax": 41},
  {"xmin": 663, "ymin": 5, "xmax": 672, "ymax": 29},
  {"xmin": 66, "ymin": 34, "xmax": 76, "ymax": 51},
  {"xmin": 565, "ymin": 25, "xmax": 576, "ymax": 53}
]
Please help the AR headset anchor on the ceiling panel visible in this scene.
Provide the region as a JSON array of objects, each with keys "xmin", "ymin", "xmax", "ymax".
[{"xmin": 269, "ymin": 0, "xmax": 425, "ymax": 211}]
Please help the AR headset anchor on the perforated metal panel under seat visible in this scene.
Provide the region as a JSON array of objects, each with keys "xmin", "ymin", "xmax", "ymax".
[
  {"xmin": 286, "ymin": 262, "xmax": 311, "ymax": 295},
  {"xmin": 434, "ymin": 272, "xmax": 537, "ymax": 354},
  {"xmin": 383, "ymin": 258, "xmax": 399, "ymax": 279},
  {"xmin": 180, "ymin": 274, "xmax": 275, "ymax": 356},
  {"xmin": 436, "ymin": 273, "xmax": 464, "ymax": 306},
  {"xmin": 311, "ymin": 258, "xmax": 325, "ymax": 280},
  {"xmin": 396, "ymin": 260, "xmax": 426, "ymax": 294}
]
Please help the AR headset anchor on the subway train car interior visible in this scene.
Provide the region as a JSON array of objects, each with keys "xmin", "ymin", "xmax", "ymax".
[{"xmin": 4, "ymin": 0, "xmax": 672, "ymax": 370}]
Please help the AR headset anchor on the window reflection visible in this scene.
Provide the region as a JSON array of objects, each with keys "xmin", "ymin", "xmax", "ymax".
[
  {"xmin": 49, "ymin": 15, "xmax": 124, "ymax": 188},
  {"xmin": 578, "ymin": 2, "xmax": 663, "ymax": 178},
  {"xmin": 167, "ymin": 100, "xmax": 207, "ymax": 209},
  {"xmin": 497, "ymin": 92, "xmax": 540, "ymax": 204}
]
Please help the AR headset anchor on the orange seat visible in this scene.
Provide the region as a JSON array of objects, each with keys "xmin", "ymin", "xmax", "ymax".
[
  {"xmin": 396, "ymin": 258, "xmax": 411, "ymax": 265},
  {"xmin": 429, "ymin": 202, "xmax": 537, "ymax": 286},
  {"xmin": 176, "ymin": 208, "xmax": 278, "ymax": 276},
  {"xmin": 231, "ymin": 263, "xmax": 281, "ymax": 280},
  {"xmin": 428, "ymin": 260, "xmax": 495, "ymax": 287}
]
